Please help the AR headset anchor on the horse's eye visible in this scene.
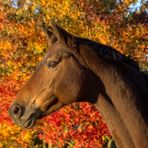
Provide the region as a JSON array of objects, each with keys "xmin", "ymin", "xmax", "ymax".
[{"xmin": 47, "ymin": 61, "xmax": 58, "ymax": 68}]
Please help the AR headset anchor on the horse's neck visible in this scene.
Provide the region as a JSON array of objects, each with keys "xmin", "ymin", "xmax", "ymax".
[{"xmin": 93, "ymin": 61, "xmax": 148, "ymax": 148}]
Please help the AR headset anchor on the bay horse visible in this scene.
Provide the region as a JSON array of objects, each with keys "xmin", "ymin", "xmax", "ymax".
[{"xmin": 9, "ymin": 23, "xmax": 148, "ymax": 148}]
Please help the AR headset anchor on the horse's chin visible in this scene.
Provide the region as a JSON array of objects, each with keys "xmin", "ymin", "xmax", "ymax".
[
  {"xmin": 21, "ymin": 117, "xmax": 36, "ymax": 128},
  {"xmin": 12, "ymin": 114, "xmax": 35, "ymax": 128}
]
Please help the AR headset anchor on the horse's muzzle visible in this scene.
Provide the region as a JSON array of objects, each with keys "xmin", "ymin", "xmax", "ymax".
[{"xmin": 9, "ymin": 102, "xmax": 42, "ymax": 128}]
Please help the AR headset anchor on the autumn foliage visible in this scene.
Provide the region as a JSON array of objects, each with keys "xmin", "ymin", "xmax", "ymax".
[{"xmin": 0, "ymin": 0, "xmax": 147, "ymax": 147}]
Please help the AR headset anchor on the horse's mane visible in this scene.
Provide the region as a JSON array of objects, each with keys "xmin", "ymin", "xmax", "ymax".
[
  {"xmin": 76, "ymin": 37, "xmax": 139, "ymax": 71},
  {"xmin": 69, "ymin": 36, "xmax": 148, "ymax": 85}
]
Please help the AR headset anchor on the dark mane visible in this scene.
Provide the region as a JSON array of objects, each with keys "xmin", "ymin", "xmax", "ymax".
[
  {"xmin": 74, "ymin": 37, "xmax": 148, "ymax": 86},
  {"xmin": 76, "ymin": 37, "xmax": 139, "ymax": 70}
]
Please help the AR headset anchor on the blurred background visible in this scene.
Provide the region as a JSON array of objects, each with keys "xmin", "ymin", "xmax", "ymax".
[{"xmin": 0, "ymin": 0, "xmax": 147, "ymax": 147}]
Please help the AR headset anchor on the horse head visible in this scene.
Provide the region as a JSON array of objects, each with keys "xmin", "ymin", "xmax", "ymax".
[
  {"xmin": 9, "ymin": 22, "xmax": 148, "ymax": 148},
  {"xmin": 9, "ymin": 23, "xmax": 101, "ymax": 128}
]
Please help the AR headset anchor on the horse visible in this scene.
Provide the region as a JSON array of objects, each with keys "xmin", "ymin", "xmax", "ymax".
[{"xmin": 9, "ymin": 23, "xmax": 148, "ymax": 148}]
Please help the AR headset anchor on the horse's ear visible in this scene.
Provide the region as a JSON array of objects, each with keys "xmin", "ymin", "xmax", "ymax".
[
  {"xmin": 42, "ymin": 22, "xmax": 59, "ymax": 47},
  {"xmin": 42, "ymin": 21, "xmax": 72, "ymax": 47},
  {"xmin": 53, "ymin": 23, "xmax": 75, "ymax": 47}
]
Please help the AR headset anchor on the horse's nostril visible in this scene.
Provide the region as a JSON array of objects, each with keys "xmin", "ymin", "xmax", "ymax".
[
  {"xmin": 11, "ymin": 104, "xmax": 23, "ymax": 118},
  {"xmin": 14, "ymin": 106, "xmax": 20, "ymax": 114}
]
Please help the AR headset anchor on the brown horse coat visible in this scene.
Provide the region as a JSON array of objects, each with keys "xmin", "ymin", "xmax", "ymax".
[{"xmin": 9, "ymin": 23, "xmax": 148, "ymax": 148}]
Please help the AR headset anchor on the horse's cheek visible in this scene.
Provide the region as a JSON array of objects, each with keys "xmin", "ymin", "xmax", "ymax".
[
  {"xmin": 54, "ymin": 78, "xmax": 79, "ymax": 104},
  {"xmin": 54, "ymin": 72, "xmax": 83, "ymax": 104}
]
